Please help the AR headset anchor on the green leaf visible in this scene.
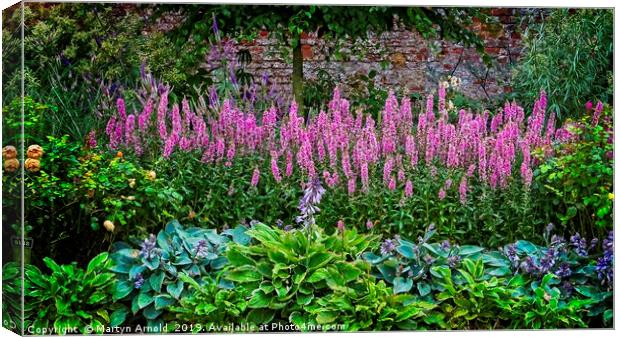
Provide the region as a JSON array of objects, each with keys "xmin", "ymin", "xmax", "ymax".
[
  {"xmin": 167, "ymin": 280, "xmax": 184, "ymax": 299},
  {"xmin": 459, "ymin": 245, "xmax": 485, "ymax": 256},
  {"xmin": 110, "ymin": 307, "xmax": 128, "ymax": 327},
  {"xmin": 143, "ymin": 304, "xmax": 163, "ymax": 320},
  {"xmin": 137, "ymin": 293, "xmax": 154, "ymax": 309},
  {"xmin": 393, "ymin": 277, "xmax": 413, "ymax": 294},
  {"xmin": 154, "ymin": 294, "xmax": 177, "ymax": 310},
  {"xmin": 307, "ymin": 252, "xmax": 332, "ymax": 270},
  {"xmin": 316, "ymin": 311, "xmax": 338, "ymax": 324},
  {"xmin": 226, "ymin": 266, "xmax": 262, "ymax": 283},
  {"xmin": 88, "ymin": 291, "xmax": 108, "ymax": 305},
  {"xmin": 87, "ymin": 253, "xmax": 109, "ymax": 274},
  {"xmin": 227, "ymin": 249, "xmax": 255, "ymax": 267},
  {"xmin": 417, "ymin": 281, "xmax": 431, "ymax": 297},
  {"xmin": 248, "ymin": 290, "xmax": 270, "ymax": 308},
  {"xmin": 113, "ymin": 281, "xmax": 134, "ymax": 301},
  {"xmin": 487, "ymin": 267, "xmax": 511, "ymax": 277},
  {"xmin": 149, "ymin": 271, "xmax": 165, "ymax": 293},
  {"xmin": 246, "ymin": 309, "xmax": 275, "ymax": 324},
  {"xmin": 307, "ymin": 268, "xmax": 329, "ymax": 283}
]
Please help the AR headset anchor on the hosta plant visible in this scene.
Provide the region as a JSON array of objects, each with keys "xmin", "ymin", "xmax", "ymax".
[
  {"xmin": 363, "ymin": 224, "xmax": 511, "ymax": 297},
  {"xmin": 2, "ymin": 262, "xmax": 45, "ymax": 333},
  {"xmin": 109, "ymin": 220, "xmax": 246, "ymax": 329},
  {"xmin": 495, "ymin": 273, "xmax": 593, "ymax": 329},
  {"xmin": 431, "ymin": 259, "xmax": 513, "ymax": 329},
  {"xmin": 300, "ymin": 277, "xmax": 442, "ymax": 331},
  {"xmin": 167, "ymin": 274, "xmax": 251, "ymax": 332},
  {"xmin": 224, "ymin": 222, "xmax": 379, "ymax": 326},
  {"xmin": 20, "ymin": 253, "xmax": 119, "ymax": 334}
]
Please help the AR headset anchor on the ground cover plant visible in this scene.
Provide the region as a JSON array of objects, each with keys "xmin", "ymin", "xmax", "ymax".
[{"xmin": 1, "ymin": 3, "xmax": 614, "ymax": 335}]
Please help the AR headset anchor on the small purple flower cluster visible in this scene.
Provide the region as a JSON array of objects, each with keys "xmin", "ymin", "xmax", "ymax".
[
  {"xmin": 296, "ymin": 177, "xmax": 326, "ymax": 229},
  {"xmin": 596, "ymin": 231, "xmax": 614, "ymax": 287},
  {"xmin": 139, "ymin": 234, "xmax": 159, "ymax": 260},
  {"xmin": 133, "ymin": 273, "xmax": 145, "ymax": 289},
  {"xmin": 194, "ymin": 239, "xmax": 209, "ymax": 259},
  {"xmin": 380, "ymin": 238, "xmax": 397, "ymax": 256}
]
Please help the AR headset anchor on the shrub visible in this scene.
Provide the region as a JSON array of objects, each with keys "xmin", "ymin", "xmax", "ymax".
[
  {"xmin": 535, "ymin": 103, "xmax": 613, "ymax": 233},
  {"xmin": 511, "ymin": 9, "xmax": 613, "ymax": 119}
]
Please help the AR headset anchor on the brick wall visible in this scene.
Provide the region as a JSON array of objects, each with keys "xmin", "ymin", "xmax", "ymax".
[{"xmin": 234, "ymin": 8, "xmax": 539, "ymax": 102}]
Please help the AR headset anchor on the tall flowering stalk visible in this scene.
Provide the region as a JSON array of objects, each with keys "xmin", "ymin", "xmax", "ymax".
[{"xmin": 105, "ymin": 84, "xmax": 580, "ymax": 203}]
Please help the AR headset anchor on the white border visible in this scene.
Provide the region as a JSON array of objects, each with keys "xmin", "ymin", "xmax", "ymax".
[{"xmin": 0, "ymin": 1, "xmax": 617, "ymax": 336}]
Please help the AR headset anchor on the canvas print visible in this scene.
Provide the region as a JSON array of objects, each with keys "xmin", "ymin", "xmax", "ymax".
[{"xmin": 1, "ymin": 2, "xmax": 614, "ymax": 335}]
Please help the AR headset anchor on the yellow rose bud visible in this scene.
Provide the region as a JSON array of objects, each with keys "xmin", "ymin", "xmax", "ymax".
[
  {"xmin": 26, "ymin": 144, "xmax": 44, "ymax": 159},
  {"xmin": 2, "ymin": 145, "xmax": 17, "ymax": 159},
  {"xmin": 3, "ymin": 158, "xmax": 19, "ymax": 172},
  {"xmin": 103, "ymin": 220, "xmax": 115, "ymax": 232},
  {"xmin": 608, "ymin": 193, "xmax": 614, "ymax": 200},
  {"xmin": 24, "ymin": 158, "xmax": 40, "ymax": 172}
]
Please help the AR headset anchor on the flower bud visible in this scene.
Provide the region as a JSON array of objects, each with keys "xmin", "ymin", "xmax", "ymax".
[
  {"xmin": 103, "ymin": 220, "xmax": 115, "ymax": 232},
  {"xmin": 24, "ymin": 158, "xmax": 40, "ymax": 172},
  {"xmin": 146, "ymin": 170, "xmax": 156, "ymax": 181},
  {"xmin": 2, "ymin": 145, "xmax": 17, "ymax": 159},
  {"xmin": 3, "ymin": 158, "xmax": 19, "ymax": 172},
  {"xmin": 27, "ymin": 144, "xmax": 44, "ymax": 159}
]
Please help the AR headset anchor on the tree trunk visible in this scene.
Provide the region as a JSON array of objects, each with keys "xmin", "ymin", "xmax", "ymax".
[{"xmin": 292, "ymin": 40, "xmax": 304, "ymax": 116}]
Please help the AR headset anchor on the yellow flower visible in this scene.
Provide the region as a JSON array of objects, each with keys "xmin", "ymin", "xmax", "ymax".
[{"xmin": 608, "ymin": 193, "xmax": 614, "ymax": 200}]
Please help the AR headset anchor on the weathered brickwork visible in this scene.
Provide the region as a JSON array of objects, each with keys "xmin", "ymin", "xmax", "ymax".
[{"xmin": 234, "ymin": 8, "xmax": 538, "ymax": 101}]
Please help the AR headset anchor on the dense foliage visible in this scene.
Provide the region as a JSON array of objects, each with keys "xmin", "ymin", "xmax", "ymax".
[
  {"xmin": 511, "ymin": 9, "xmax": 613, "ymax": 119},
  {"xmin": 1, "ymin": 4, "xmax": 613, "ymax": 334}
]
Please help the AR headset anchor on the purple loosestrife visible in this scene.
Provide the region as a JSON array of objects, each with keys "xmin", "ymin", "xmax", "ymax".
[
  {"xmin": 251, "ymin": 168, "xmax": 260, "ymax": 187},
  {"xmin": 366, "ymin": 220, "xmax": 374, "ymax": 230},
  {"xmin": 458, "ymin": 177, "xmax": 468, "ymax": 204},
  {"xmin": 404, "ymin": 180, "xmax": 413, "ymax": 198},
  {"xmin": 271, "ymin": 154, "xmax": 282, "ymax": 183},
  {"xmin": 86, "ymin": 130, "xmax": 97, "ymax": 149},
  {"xmin": 125, "ymin": 114, "xmax": 136, "ymax": 147},
  {"xmin": 157, "ymin": 88, "xmax": 169, "ymax": 140},
  {"xmin": 337, "ymin": 220, "xmax": 345, "ymax": 233},
  {"xmin": 592, "ymin": 101, "xmax": 603, "ymax": 126},
  {"xmin": 103, "ymin": 83, "xmax": 568, "ymax": 194},
  {"xmin": 438, "ymin": 188, "xmax": 446, "ymax": 200},
  {"xmin": 138, "ymin": 98, "xmax": 153, "ymax": 132}
]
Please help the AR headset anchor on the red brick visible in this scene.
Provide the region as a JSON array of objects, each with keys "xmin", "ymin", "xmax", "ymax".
[
  {"xmin": 491, "ymin": 8, "xmax": 513, "ymax": 16},
  {"xmin": 484, "ymin": 47, "xmax": 501, "ymax": 55},
  {"xmin": 301, "ymin": 45, "xmax": 313, "ymax": 60}
]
